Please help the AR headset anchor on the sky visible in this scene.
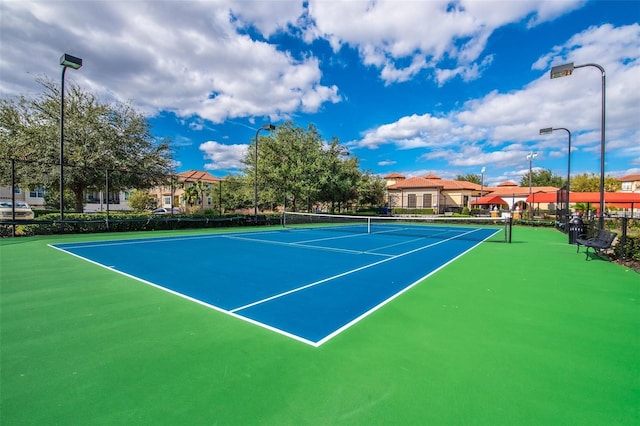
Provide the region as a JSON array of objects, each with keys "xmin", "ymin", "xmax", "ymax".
[{"xmin": 1, "ymin": 0, "xmax": 639, "ymax": 187}]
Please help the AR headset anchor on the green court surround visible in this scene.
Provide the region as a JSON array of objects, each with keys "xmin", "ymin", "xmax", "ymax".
[{"xmin": 1, "ymin": 226, "xmax": 638, "ymax": 425}]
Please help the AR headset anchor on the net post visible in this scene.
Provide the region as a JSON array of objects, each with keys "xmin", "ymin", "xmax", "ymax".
[{"xmin": 367, "ymin": 217, "xmax": 371, "ymax": 234}]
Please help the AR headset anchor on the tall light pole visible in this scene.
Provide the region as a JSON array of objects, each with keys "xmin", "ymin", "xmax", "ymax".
[
  {"xmin": 540, "ymin": 127, "xmax": 572, "ymax": 231},
  {"xmin": 480, "ymin": 166, "xmax": 486, "ymax": 197},
  {"xmin": 527, "ymin": 151, "xmax": 537, "ymax": 220},
  {"xmin": 59, "ymin": 53, "xmax": 82, "ymax": 221},
  {"xmin": 550, "ymin": 62, "xmax": 606, "ymax": 230},
  {"xmin": 254, "ymin": 124, "xmax": 276, "ymax": 222}
]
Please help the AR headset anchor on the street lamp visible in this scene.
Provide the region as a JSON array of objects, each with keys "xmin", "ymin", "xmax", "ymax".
[
  {"xmin": 59, "ymin": 53, "xmax": 82, "ymax": 221},
  {"xmin": 254, "ymin": 123, "xmax": 276, "ymax": 222},
  {"xmin": 527, "ymin": 151, "xmax": 538, "ymax": 219},
  {"xmin": 480, "ymin": 166, "xmax": 486, "ymax": 197},
  {"xmin": 550, "ymin": 62, "xmax": 606, "ymax": 230},
  {"xmin": 540, "ymin": 127, "xmax": 572, "ymax": 230}
]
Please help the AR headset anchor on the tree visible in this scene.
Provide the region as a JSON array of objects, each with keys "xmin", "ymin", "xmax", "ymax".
[
  {"xmin": 246, "ymin": 121, "xmax": 326, "ymax": 212},
  {"xmin": 182, "ymin": 184, "xmax": 200, "ymax": 211},
  {"xmin": 456, "ymin": 173, "xmax": 481, "ymax": 184},
  {"xmin": 0, "ymin": 77, "xmax": 174, "ymax": 212},
  {"xmin": 570, "ymin": 173, "xmax": 621, "ymax": 192},
  {"xmin": 128, "ymin": 190, "xmax": 157, "ymax": 212},
  {"xmin": 357, "ymin": 171, "xmax": 387, "ymax": 208},
  {"xmin": 519, "ymin": 169, "xmax": 564, "ymax": 188}
]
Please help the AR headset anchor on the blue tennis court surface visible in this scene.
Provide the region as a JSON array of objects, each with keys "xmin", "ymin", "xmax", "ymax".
[{"xmin": 50, "ymin": 224, "xmax": 501, "ymax": 346}]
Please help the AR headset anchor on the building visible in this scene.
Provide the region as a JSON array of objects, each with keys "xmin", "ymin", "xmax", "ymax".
[
  {"xmin": 149, "ymin": 170, "xmax": 222, "ymax": 212},
  {"xmin": 384, "ymin": 173, "xmax": 481, "ymax": 214},
  {"xmin": 0, "ymin": 186, "xmax": 46, "ymax": 209},
  {"xmin": 383, "ymin": 173, "xmax": 560, "ymax": 215},
  {"xmin": 619, "ymin": 174, "xmax": 640, "ymax": 193}
]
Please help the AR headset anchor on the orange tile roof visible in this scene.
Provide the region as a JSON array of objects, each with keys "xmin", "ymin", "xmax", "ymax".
[
  {"xmin": 497, "ymin": 181, "xmax": 518, "ymax": 187},
  {"xmin": 177, "ymin": 170, "xmax": 221, "ymax": 184},
  {"xmin": 383, "ymin": 172, "xmax": 406, "ymax": 179},
  {"xmin": 618, "ymin": 174, "xmax": 640, "ymax": 182},
  {"xmin": 387, "ymin": 176, "xmax": 481, "ymax": 191}
]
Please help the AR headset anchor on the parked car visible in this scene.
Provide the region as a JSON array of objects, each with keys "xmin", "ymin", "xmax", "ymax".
[
  {"xmin": 151, "ymin": 207, "xmax": 181, "ymax": 215},
  {"xmin": 0, "ymin": 201, "xmax": 35, "ymax": 220}
]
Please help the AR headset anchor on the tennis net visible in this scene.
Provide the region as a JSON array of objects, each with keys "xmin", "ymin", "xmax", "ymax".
[{"xmin": 282, "ymin": 211, "xmax": 512, "ymax": 243}]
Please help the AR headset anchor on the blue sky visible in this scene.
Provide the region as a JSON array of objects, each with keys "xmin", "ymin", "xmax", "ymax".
[{"xmin": 1, "ymin": 0, "xmax": 639, "ymax": 187}]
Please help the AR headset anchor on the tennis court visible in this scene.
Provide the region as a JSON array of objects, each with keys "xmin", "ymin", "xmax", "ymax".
[
  {"xmin": 49, "ymin": 214, "xmax": 507, "ymax": 346},
  {"xmin": 2, "ymin": 224, "xmax": 639, "ymax": 425}
]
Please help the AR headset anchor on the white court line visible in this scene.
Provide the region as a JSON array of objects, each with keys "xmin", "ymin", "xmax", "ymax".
[
  {"xmin": 223, "ymin": 234, "xmax": 392, "ymax": 257},
  {"xmin": 47, "ymin": 243, "xmax": 319, "ymax": 346},
  {"xmin": 229, "ymin": 227, "xmax": 483, "ymax": 314}
]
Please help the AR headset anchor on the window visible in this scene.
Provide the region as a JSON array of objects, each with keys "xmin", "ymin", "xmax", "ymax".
[
  {"xmin": 422, "ymin": 194, "xmax": 432, "ymax": 208},
  {"xmin": 30, "ymin": 188, "xmax": 45, "ymax": 198},
  {"xmin": 407, "ymin": 194, "xmax": 417, "ymax": 208},
  {"xmin": 621, "ymin": 182, "xmax": 632, "ymax": 191},
  {"xmin": 163, "ymin": 196, "xmax": 171, "ymax": 205}
]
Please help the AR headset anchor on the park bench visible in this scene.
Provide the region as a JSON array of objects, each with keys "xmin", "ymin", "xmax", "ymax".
[{"xmin": 576, "ymin": 229, "xmax": 617, "ymax": 261}]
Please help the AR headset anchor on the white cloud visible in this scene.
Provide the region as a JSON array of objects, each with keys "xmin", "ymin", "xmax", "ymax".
[
  {"xmin": 0, "ymin": 1, "xmax": 341, "ymax": 123},
  {"xmin": 199, "ymin": 141, "xmax": 247, "ymax": 171},
  {"xmin": 305, "ymin": 0, "xmax": 583, "ymax": 84},
  {"xmin": 352, "ymin": 23, "xmax": 640, "ymax": 175}
]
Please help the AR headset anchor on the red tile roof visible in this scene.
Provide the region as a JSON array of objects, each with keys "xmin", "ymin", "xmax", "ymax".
[
  {"xmin": 387, "ymin": 176, "xmax": 481, "ymax": 190},
  {"xmin": 383, "ymin": 173, "xmax": 406, "ymax": 179},
  {"xmin": 177, "ymin": 170, "xmax": 221, "ymax": 184},
  {"xmin": 618, "ymin": 174, "xmax": 640, "ymax": 182}
]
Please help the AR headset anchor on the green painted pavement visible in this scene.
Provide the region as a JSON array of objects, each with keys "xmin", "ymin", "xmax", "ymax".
[{"xmin": 1, "ymin": 227, "xmax": 638, "ymax": 425}]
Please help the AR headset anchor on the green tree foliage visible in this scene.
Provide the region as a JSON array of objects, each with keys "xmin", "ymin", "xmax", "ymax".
[
  {"xmin": 456, "ymin": 173, "xmax": 482, "ymax": 184},
  {"xmin": 128, "ymin": 190, "xmax": 157, "ymax": 212},
  {"xmin": 357, "ymin": 171, "xmax": 387, "ymax": 207},
  {"xmin": 244, "ymin": 121, "xmax": 383, "ymax": 213},
  {"xmin": 0, "ymin": 77, "xmax": 174, "ymax": 212},
  {"xmin": 519, "ymin": 168, "xmax": 564, "ymax": 188},
  {"xmin": 570, "ymin": 173, "xmax": 621, "ymax": 192}
]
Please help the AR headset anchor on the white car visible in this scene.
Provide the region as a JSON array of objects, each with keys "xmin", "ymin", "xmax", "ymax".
[
  {"xmin": 0, "ymin": 201, "xmax": 35, "ymax": 220},
  {"xmin": 152, "ymin": 207, "xmax": 181, "ymax": 215}
]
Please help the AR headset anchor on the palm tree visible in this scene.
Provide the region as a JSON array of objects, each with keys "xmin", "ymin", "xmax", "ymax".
[
  {"xmin": 192, "ymin": 181, "xmax": 209, "ymax": 213},
  {"xmin": 182, "ymin": 184, "xmax": 200, "ymax": 211}
]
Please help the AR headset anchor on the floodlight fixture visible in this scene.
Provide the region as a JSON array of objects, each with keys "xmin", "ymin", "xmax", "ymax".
[
  {"xmin": 550, "ymin": 62, "xmax": 574, "ymax": 79},
  {"xmin": 60, "ymin": 53, "xmax": 83, "ymax": 70}
]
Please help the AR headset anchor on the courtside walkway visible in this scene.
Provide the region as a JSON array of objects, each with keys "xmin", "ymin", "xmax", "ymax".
[{"xmin": 1, "ymin": 226, "xmax": 638, "ymax": 425}]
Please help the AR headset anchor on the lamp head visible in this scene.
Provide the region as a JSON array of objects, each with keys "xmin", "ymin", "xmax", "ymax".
[
  {"xmin": 550, "ymin": 62, "xmax": 574, "ymax": 79},
  {"xmin": 60, "ymin": 53, "xmax": 82, "ymax": 70},
  {"xmin": 481, "ymin": 167, "xmax": 486, "ymax": 174},
  {"xmin": 262, "ymin": 124, "xmax": 276, "ymax": 131},
  {"xmin": 539, "ymin": 127, "xmax": 553, "ymax": 135}
]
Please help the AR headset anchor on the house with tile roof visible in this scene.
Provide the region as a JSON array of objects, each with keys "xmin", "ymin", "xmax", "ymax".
[
  {"xmin": 618, "ymin": 174, "xmax": 640, "ymax": 193},
  {"xmin": 384, "ymin": 173, "xmax": 482, "ymax": 213},
  {"xmin": 383, "ymin": 173, "xmax": 560, "ymax": 215},
  {"xmin": 149, "ymin": 170, "xmax": 222, "ymax": 212}
]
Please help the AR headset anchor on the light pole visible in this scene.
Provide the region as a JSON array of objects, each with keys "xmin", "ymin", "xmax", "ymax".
[
  {"xmin": 59, "ymin": 53, "xmax": 82, "ymax": 221},
  {"xmin": 480, "ymin": 166, "xmax": 486, "ymax": 197},
  {"xmin": 540, "ymin": 127, "xmax": 572, "ymax": 230},
  {"xmin": 550, "ymin": 62, "xmax": 606, "ymax": 230},
  {"xmin": 331, "ymin": 146, "xmax": 349, "ymax": 214},
  {"xmin": 254, "ymin": 124, "xmax": 276, "ymax": 222},
  {"xmin": 527, "ymin": 151, "xmax": 537, "ymax": 219}
]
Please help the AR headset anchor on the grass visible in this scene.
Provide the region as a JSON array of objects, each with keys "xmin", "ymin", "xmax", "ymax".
[{"xmin": 1, "ymin": 226, "xmax": 639, "ymax": 425}]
